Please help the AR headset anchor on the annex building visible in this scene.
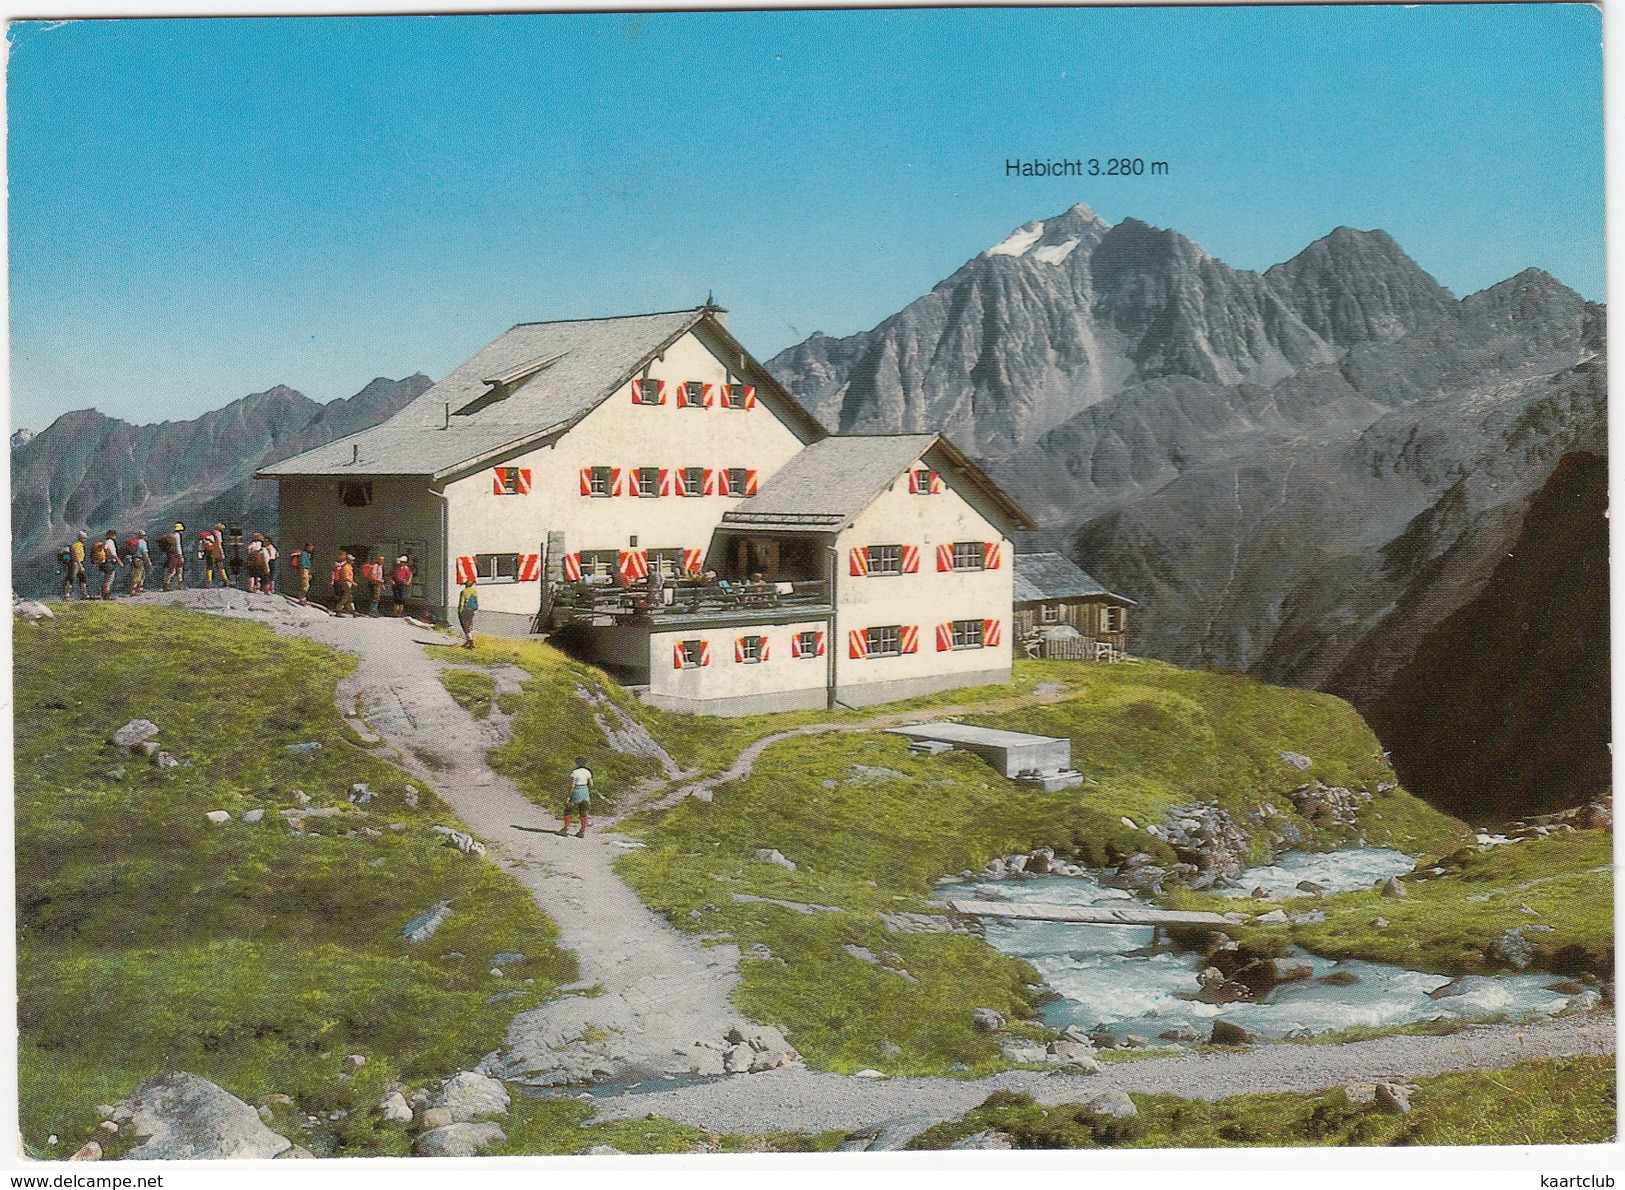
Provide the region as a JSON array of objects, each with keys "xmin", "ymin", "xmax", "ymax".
[{"xmin": 260, "ymin": 306, "xmax": 1034, "ymax": 714}]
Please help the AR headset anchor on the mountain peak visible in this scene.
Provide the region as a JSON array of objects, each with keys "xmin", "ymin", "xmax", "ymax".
[
  {"xmin": 982, "ymin": 202, "xmax": 1111, "ymax": 265},
  {"xmin": 1265, "ymin": 226, "xmax": 1455, "ymax": 344}
]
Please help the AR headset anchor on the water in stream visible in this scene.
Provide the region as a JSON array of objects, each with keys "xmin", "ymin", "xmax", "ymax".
[{"xmin": 941, "ymin": 851, "xmax": 1577, "ymax": 1045}]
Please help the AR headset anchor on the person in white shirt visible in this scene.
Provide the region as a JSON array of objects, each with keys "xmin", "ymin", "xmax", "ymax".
[{"xmin": 562, "ymin": 757, "xmax": 594, "ymax": 837}]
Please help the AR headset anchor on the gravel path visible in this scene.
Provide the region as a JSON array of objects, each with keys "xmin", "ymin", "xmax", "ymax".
[{"xmin": 590, "ymin": 1013, "xmax": 1617, "ymax": 1136}]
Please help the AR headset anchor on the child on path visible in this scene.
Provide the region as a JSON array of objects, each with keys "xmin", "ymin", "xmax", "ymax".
[
  {"xmin": 562, "ymin": 757, "xmax": 593, "ymax": 837},
  {"xmin": 457, "ymin": 577, "xmax": 478, "ymax": 648}
]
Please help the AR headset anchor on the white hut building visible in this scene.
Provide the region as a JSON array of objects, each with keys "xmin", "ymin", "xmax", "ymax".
[{"xmin": 260, "ymin": 305, "xmax": 1033, "ymax": 714}]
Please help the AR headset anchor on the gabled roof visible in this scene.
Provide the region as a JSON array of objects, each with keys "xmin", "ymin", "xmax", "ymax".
[
  {"xmin": 719, "ymin": 433, "xmax": 1035, "ymax": 534},
  {"xmin": 1014, "ymin": 552, "xmax": 1136, "ymax": 605},
  {"xmin": 259, "ymin": 307, "xmax": 825, "ymax": 480}
]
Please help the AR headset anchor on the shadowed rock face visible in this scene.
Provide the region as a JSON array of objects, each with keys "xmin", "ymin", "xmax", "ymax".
[
  {"xmin": 769, "ymin": 207, "xmax": 1607, "ymax": 819},
  {"xmin": 11, "ymin": 374, "xmax": 431, "ymax": 596}
]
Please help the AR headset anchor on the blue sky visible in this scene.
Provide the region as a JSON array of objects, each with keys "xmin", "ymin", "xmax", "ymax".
[{"xmin": 7, "ymin": 4, "xmax": 1605, "ymax": 430}]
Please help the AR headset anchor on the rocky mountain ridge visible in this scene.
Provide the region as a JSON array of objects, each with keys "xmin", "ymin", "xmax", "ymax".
[
  {"xmin": 10, "ymin": 374, "xmax": 431, "ymax": 596},
  {"xmin": 768, "ymin": 205, "xmax": 1606, "ymax": 819}
]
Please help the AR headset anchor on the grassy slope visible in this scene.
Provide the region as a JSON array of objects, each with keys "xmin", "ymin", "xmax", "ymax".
[
  {"xmin": 1169, "ymin": 829, "xmax": 1614, "ymax": 976},
  {"xmin": 14, "ymin": 604, "xmax": 574, "ymax": 1157},
  {"xmin": 607, "ymin": 660, "xmax": 1469, "ymax": 1074},
  {"xmin": 903, "ymin": 1056, "xmax": 1615, "ymax": 1149}
]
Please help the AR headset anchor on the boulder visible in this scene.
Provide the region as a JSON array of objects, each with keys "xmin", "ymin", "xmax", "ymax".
[
  {"xmin": 274, "ymin": 1145, "xmax": 315, "ymax": 1158},
  {"xmin": 153, "ymin": 752, "xmax": 181, "ymax": 770},
  {"xmin": 1493, "ymin": 928, "xmax": 1535, "ymax": 969},
  {"xmin": 412, "ymin": 1122, "xmax": 505, "ymax": 1158},
  {"xmin": 285, "ymin": 742, "xmax": 321, "ymax": 757},
  {"xmin": 241, "ymin": 809, "xmax": 265, "ymax": 824},
  {"xmin": 379, "ymin": 1093, "xmax": 413, "ymax": 1125},
  {"xmin": 1279, "ymin": 752, "xmax": 1313, "ymax": 771},
  {"xmin": 723, "ymin": 1044, "xmax": 754, "ymax": 1073},
  {"xmin": 204, "ymin": 811, "xmax": 231, "ymax": 825},
  {"xmin": 1427, "ymin": 975, "xmax": 1501, "ymax": 1000},
  {"xmin": 1254, "ymin": 908, "xmax": 1288, "ymax": 923},
  {"xmin": 1000, "ymin": 1042, "xmax": 1047, "ymax": 1063},
  {"xmin": 1025, "ymin": 848, "xmax": 1054, "ymax": 874},
  {"xmin": 1342, "ymin": 1083, "xmax": 1378, "ymax": 1105},
  {"xmin": 403, "ymin": 902, "xmax": 453, "ymax": 944},
  {"xmin": 1379, "ymin": 877, "xmax": 1407, "ymax": 899},
  {"xmin": 431, "ymin": 1072, "xmax": 509, "ymax": 1122},
  {"xmin": 1084, "ymin": 1090, "xmax": 1138, "ymax": 1119},
  {"xmin": 1374, "ymin": 1082, "xmax": 1413, "ymax": 1114},
  {"xmin": 1319, "ymin": 969, "xmax": 1362, "ymax": 987},
  {"xmin": 120, "ymin": 1072, "xmax": 293, "ymax": 1159},
  {"xmin": 971, "ymin": 1008, "xmax": 1005, "ymax": 1033},
  {"xmin": 419, "ymin": 1107, "xmax": 454, "ymax": 1130},
  {"xmin": 1208, "ymin": 1020, "xmax": 1258, "ymax": 1046},
  {"xmin": 582, "ymin": 1144, "xmax": 626, "ymax": 1155},
  {"xmin": 1196, "ymin": 978, "xmax": 1253, "ymax": 1004},
  {"xmin": 835, "ymin": 1114, "xmax": 939, "ymax": 1152},
  {"xmin": 14, "ymin": 599, "xmax": 54, "ymax": 622},
  {"xmin": 1547, "ymin": 980, "xmax": 1588, "ymax": 995},
  {"xmin": 113, "ymin": 719, "xmax": 161, "ymax": 749},
  {"xmin": 947, "ymin": 1129, "xmax": 1014, "ymax": 1150},
  {"xmin": 430, "ymin": 826, "xmax": 486, "ymax": 856},
  {"xmin": 1567, "ymin": 989, "xmax": 1603, "ymax": 1013},
  {"xmin": 69, "ymin": 1141, "xmax": 101, "ymax": 1161},
  {"xmin": 1295, "ymin": 880, "xmax": 1327, "ymax": 897}
]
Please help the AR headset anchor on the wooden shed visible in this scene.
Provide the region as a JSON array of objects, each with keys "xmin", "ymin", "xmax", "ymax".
[{"xmin": 1013, "ymin": 552, "xmax": 1135, "ymax": 661}]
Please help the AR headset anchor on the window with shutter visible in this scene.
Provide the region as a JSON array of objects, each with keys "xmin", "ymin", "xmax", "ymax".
[{"xmin": 951, "ymin": 541, "xmax": 985, "ymax": 571}]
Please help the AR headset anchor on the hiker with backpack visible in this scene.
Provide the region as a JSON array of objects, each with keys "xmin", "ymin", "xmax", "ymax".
[
  {"xmin": 391, "ymin": 556, "xmax": 414, "ymax": 617},
  {"xmin": 199, "ymin": 524, "xmax": 229, "ymax": 588},
  {"xmin": 244, "ymin": 534, "xmax": 269, "ymax": 593},
  {"xmin": 262, "ymin": 536, "xmax": 278, "ymax": 589},
  {"xmin": 288, "ymin": 541, "xmax": 314, "ymax": 602},
  {"xmin": 94, "ymin": 530, "xmax": 123, "ymax": 599},
  {"xmin": 561, "ymin": 757, "xmax": 593, "ymax": 837},
  {"xmin": 160, "ymin": 525, "xmax": 186, "ymax": 591},
  {"xmin": 360, "ymin": 554, "xmax": 386, "ymax": 616},
  {"xmin": 332, "ymin": 552, "xmax": 357, "ymax": 616},
  {"xmin": 127, "ymin": 531, "xmax": 150, "ymax": 595},
  {"xmin": 60, "ymin": 532, "xmax": 89, "ymax": 600}
]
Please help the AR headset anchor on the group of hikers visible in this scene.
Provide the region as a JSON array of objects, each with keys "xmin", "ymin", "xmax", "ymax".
[{"xmin": 58, "ymin": 522, "xmax": 416, "ymax": 619}]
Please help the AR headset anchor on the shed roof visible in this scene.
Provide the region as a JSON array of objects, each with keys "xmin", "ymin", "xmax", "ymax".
[
  {"xmin": 259, "ymin": 307, "xmax": 824, "ymax": 480},
  {"xmin": 719, "ymin": 433, "xmax": 1034, "ymax": 534},
  {"xmin": 1013, "ymin": 552, "xmax": 1136, "ymax": 605}
]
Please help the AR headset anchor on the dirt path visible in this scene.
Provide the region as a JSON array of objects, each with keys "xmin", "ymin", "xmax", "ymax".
[{"xmin": 144, "ymin": 590, "xmax": 791, "ymax": 1086}]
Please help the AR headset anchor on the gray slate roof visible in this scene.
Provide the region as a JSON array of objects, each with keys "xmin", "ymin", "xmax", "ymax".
[
  {"xmin": 1014, "ymin": 552, "xmax": 1135, "ymax": 605},
  {"xmin": 261, "ymin": 309, "xmax": 720, "ymax": 478},
  {"xmin": 719, "ymin": 435, "xmax": 941, "ymax": 530}
]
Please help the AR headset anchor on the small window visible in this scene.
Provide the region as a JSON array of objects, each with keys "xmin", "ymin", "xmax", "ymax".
[
  {"xmin": 494, "ymin": 467, "xmax": 521, "ymax": 495},
  {"xmin": 681, "ymin": 466, "xmax": 705, "ymax": 497},
  {"xmin": 634, "ymin": 466, "xmax": 660, "ymax": 497},
  {"xmin": 1040, "ymin": 603, "xmax": 1060, "ymax": 624},
  {"xmin": 866, "ymin": 625, "xmax": 902, "ymax": 657},
  {"xmin": 737, "ymin": 635, "xmax": 764, "ymax": 663},
  {"xmin": 1103, "ymin": 606, "xmax": 1126, "ymax": 634},
  {"xmin": 684, "ymin": 381, "xmax": 706, "ymax": 408},
  {"xmin": 723, "ymin": 383, "xmax": 748, "ymax": 409},
  {"xmin": 476, "ymin": 553, "xmax": 519, "ymax": 582},
  {"xmin": 951, "ymin": 619, "xmax": 985, "ymax": 649},
  {"xmin": 725, "ymin": 467, "xmax": 748, "ymax": 497},
  {"xmin": 679, "ymin": 640, "xmax": 704, "ymax": 668},
  {"xmin": 867, "ymin": 544, "xmax": 903, "ymax": 576},
  {"xmin": 795, "ymin": 630, "xmax": 820, "ymax": 658},
  {"xmin": 952, "ymin": 541, "xmax": 985, "ymax": 571},
  {"xmin": 588, "ymin": 466, "xmax": 613, "ymax": 497},
  {"xmin": 578, "ymin": 549, "xmax": 619, "ymax": 579},
  {"xmin": 339, "ymin": 481, "xmax": 373, "ymax": 508},
  {"xmin": 910, "ymin": 469, "xmax": 940, "ymax": 495},
  {"xmin": 633, "ymin": 376, "xmax": 662, "ymax": 405}
]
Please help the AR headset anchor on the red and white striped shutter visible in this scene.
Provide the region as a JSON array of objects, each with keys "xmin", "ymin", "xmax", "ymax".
[
  {"xmin": 984, "ymin": 542, "xmax": 1003, "ymax": 569},
  {"xmin": 456, "ymin": 556, "xmax": 477, "ymax": 584},
  {"xmin": 658, "ymin": 468, "xmax": 672, "ymax": 497},
  {"xmin": 610, "ymin": 467, "xmax": 624, "ymax": 496},
  {"xmin": 849, "ymin": 547, "xmax": 869, "ymax": 577},
  {"xmin": 517, "ymin": 469, "xmax": 532, "ymax": 494},
  {"xmin": 703, "ymin": 383, "xmax": 716, "ymax": 408},
  {"xmin": 682, "ymin": 548, "xmax": 704, "ymax": 574},
  {"xmin": 631, "ymin": 378, "xmax": 644, "ymax": 404},
  {"xmin": 675, "ymin": 384, "xmax": 689, "ymax": 409},
  {"xmin": 700, "ymin": 640, "xmax": 712, "ymax": 667},
  {"xmin": 673, "ymin": 643, "xmax": 686, "ymax": 670},
  {"xmin": 908, "ymin": 470, "xmax": 919, "ymax": 495},
  {"xmin": 760, "ymin": 636, "xmax": 770, "ymax": 661},
  {"xmin": 734, "ymin": 637, "xmax": 746, "ymax": 663},
  {"xmin": 902, "ymin": 545, "xmax": 920, "ymax": 574},
  {"xmin": 936, "ymin": 623, "xmax": 953, "ymax": 651},
  {"xmin": 674, "ymin": 469, "xmax": 689, "ymax": 497},
  {"xmin": 492, "ymin": 468, "xmax": 507, "ymax": 495},
  {"xmin": 703, "ymin": 468, "xmax": 717, "ymax": 496},
  {"xmin": 848, "ymin": 629, "xmax": 868, "ymax": 659},
  {"xmin": 743, "ymin": 384, "xmax": 757, "ymax": 409},
  {"xmin": 518, "ymin": 554, "xmax": 540, "ymax": 581},
  {"xmin": 626, "ymin": 469, "xmax": 641, "ymax": 497},
  {"xmin": 901, "ymin": 625, "xmax": 919, "ymax": 654},
  {"xmin": 815, "ymin": 631, "xmax": 826, "ymax": 656},
  {"xmin": 655, "ymin": 379, "xmax": 666, "ymax": 404},
  {"xmin": 745, "ymin": 470, "xmax": 759, "ymax": 496},
  {"xmin": 937, "ymin": 544, "xmax": 954, "ymax": 572},
  {"xmin": 929, "ymin": 471, "xmax": 944, "ymax": 494},
  {"xmin": 983, "ymin": 619, "xmax": 1003, "ymax": 647},
  {"xmin": 790, "ymin": 633, "xmax": 803, "ymax": 659},
  {"xmin": 618, "ymin": 550, "xmax": 648, "ymax": 583},
  {"xmin": 562, "ymin": 552, "xmax": 581, "ymax": 581},
  {"xmin": 580, "ymin": 469, "xmax": 594, "ymax": 496}
]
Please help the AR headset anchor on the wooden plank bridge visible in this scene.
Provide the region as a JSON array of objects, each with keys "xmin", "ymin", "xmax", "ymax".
[{"xmin": 946, "ymin": 900, "xmax": 1233, "ymax": 928}]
